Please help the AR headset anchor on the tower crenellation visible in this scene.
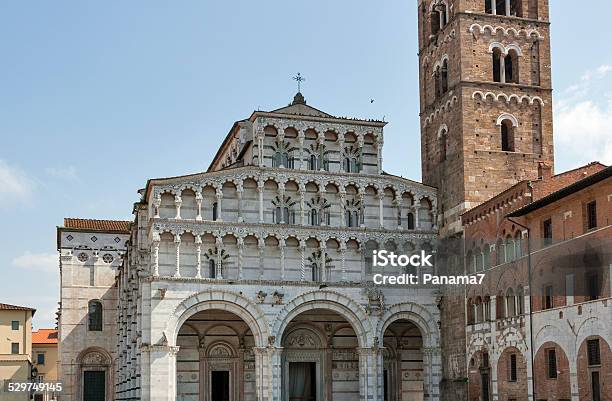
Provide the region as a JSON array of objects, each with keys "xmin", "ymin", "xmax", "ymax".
[{"xmin": 418, "ymin": 0, "xmax": 554, "ymax": 236}]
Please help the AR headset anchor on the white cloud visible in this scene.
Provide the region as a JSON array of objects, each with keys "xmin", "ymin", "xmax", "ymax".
[
  {"xmin": 0, "ymin": 160, "xmax": 35, "ymax": 207},
  {"xmin": 12, "ymin": 252, "xmax": 58, "ymax": 274},
  {"xmin": 554, "ymin": 65, "xmax": 612, "ymax": 169},
  {"xmin": 45, "ymin": 165, "xmax": 78, "ymax": 181}
]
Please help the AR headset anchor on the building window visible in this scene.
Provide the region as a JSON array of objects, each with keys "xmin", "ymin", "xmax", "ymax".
[
  {"xmin": 11, "ymin": 343, "xmax": 19, "ymax": 354},
  {"xmin": 309, "ymin": 209, "xmax": 319, "ymax": 226},
  {"xmin": 88, "ymin": 300, "xmax": 103, "ymax": 331},
  {"xmin": 588, "ymin": 339, "xmax": 601, "ymax": 366},
  {"xmin": 11, "ymin": 320, "xmax": 19, "ymax": 330},
  {"xmin": 509, "ymin": 353, "xmax": 517, "ymax": 382},
  {"xmin": 543, "ymin": 218, "xmax": 553, "ymax": 246},
  {"xmin": 311, "ymin": 263, "xmax": 319, "ymax": 281},
  {"xmin": 212, "ymin": 202, "xmax": 218, "ymax": 221},
  {"xmin": 501, "ymin": 120, "xmax": 515, "ymax": 152},
  {"xmin": 586, "ymin": 201, "xmax": 597, "ymax": 230},
  {"xmin": 505, "ymin": 50, "xmax": 519, "ymax": 84},
  {"xmin": 37, "ymin": 353, "xmax": 45, "ymax": 365},
  {"xmin": 209, "ymin": 260, "xmax": 216, "ymax": 279},
  {"xmin": 587, "ymin": 273, "xmax": 600, "ymax": 301},
  {"xmin": 547, "ymin": 348, "xmax": 557, "ymax": 379},
  {"xmin": 441, "ymin": 60, "xmax": 449, "ymax": 94},
  {"xmin": 493, "ymin": 48, "xmax": 503, "ymax": 82},
  {"xmin": 542, "ymin": 285, "xmax": 553, "ymax": 310}
]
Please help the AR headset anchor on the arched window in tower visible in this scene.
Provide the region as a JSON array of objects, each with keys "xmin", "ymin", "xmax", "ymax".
[
  {"xmin": 88, "ymin": 300, "xmax": 103, "ymax": 331},
  {"xmin": 485, "ymin": 0, "xmax": 493, "ymax": 14},
  {"xmin": 500, "ymin": 119, "xmax": 515, "ymax": 152},
  {"xmin": 434, "ymin": 67, "xmax": 441, "ymax": 98},
  {"xmin": 509, "ymin": 0, "xmax": 522, "ymax": 17},
  {"xmin": 505, "ymin": 49, "xmax": 519, "ymax": 84},
  {"xmin": 438, "ymin": 127, "xmax": 448, "ymax": 162},
  {"xmin": 492, "ymin": 48, "xmax": 503, "ymax": 82},
  {"xmin": 430, "ymin": 10, "xmax": 441, "ymax": 35},
  {"xmin": 441, "ymin": 59, "xmax": 449, "ymax": 93},
  {"xmin": 496, "ymin": 0, "xmax": 507, "ymax": 16}
]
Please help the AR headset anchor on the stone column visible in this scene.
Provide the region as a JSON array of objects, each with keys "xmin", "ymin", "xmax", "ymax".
[
  {"xmin": 195, "ymin": 235, "xmax": 202, "ymax": 279},
  {"xmin": 358, "ymin": 135, "xmax": 365, "ymax": 173},
  {"xmin": 215, "ymin": 189, "xmax": 223, "ymax": 222},
  {"xmin": 505, "ymin": 0, "xmax": 510, "ymax": 15},
  {"xmin": 258, "ymin": 237, "xmax": 265, "ymax": 280},
  {"xmin": 257, "ymin": 130, "xmax": 265, "ymax": 167},
  {"xmin": 319, "ymin": 188, "xmax": 327, "ymax": 226},
  {"xmin": 195, "ymin": 191, "xmax": 203, "ymax": 221},
  {"xmin": 253, "ymin": 346, "xmax": 283, "ymax": 401},
  {"xmin": 258, "ymin": 180, "xmax": 265, "ymax": 223},
  {"xmin": 153, "ymin": 195, "xmax": 161, "ymax": 218},
  {"xmin": 491, "ymin": 0, "xmax": 496, "ymax": 14},
  {"xmin": 339, "ymin": 190, "xmax": 347, "ymax": 227},
  {"xmin": 215, "ymin": 236, "xmax": 223, "ymax": 279},
  {"xmin": 396, "ymin": 199, "xmax": 403, "ymax": 230},
  {"xmin": 173, "ymin": 235, "xmax": 181, "ymax": 278},
  {"xmin": 236, "ymin": 183, "xmax": 244, "ymax": 222},
  {"xmin": 413, "ymin": 204, "xmax": 421, "ymax": 229},
  {"xmin": 174, "ymin": 194, "xmax": 182, "ymax": 219},
  {"xmin": 152, "ymin": 234, "xmax": 160, "ymax": 277},
  {"xmin": 237, "ymin": 237, "xmax": 244, "ymax": 279},
  {"xmin": 377, "ymin": 192, "xmax": 385, "ymax": 229},
  {"xmin": 358, "ymin": 347, "xmax": 383, "ymax": 401},
  {"xmin": 141, "ymin": 345, "xmax": 180, "ymax": 401},
  {"xmin": 423, "ymin": 346, "xmax": 442, "ymax": 401},
  {"xmin": 279, "ymin": 238, "xmax": 286, "ymax": 281},
  {"xmin": 299, "ymin": 239, "xmax": 306, "ymax": 280},
  {"xmin": 569, "ymin": 361, "xmax": 579, "ymax": 401},
  {"xmin": 298, "ymin": 130, "xmax": 306, "ymax": 170},
  {"xmin": 317, "ymin": 131, "xmax": 326, "ymax": 171},
  {"xmin": 359, "ymin": 192, "xmax": 366, "ymax": 228},
  {"xmin": 338, "ymin": 132, "xmax": 345, "ymax": 171},
  {"xmin": 491, "ymin": 352, "xmax": 499, "ymax": 401},
  {"xmin": 320, "ymin": 243, "xmax": 327, "ymax": 282},
  {"xmin": 278, "ymin": 182, "xmax": 286, "ymax": 224},
  {"xmin": 340, "ymin": 241, "xmax": 347, "ymax": 281},
  {"xmin": 299, "ymin": 185, "xmax": 306, "ymax": 225},
  {"xmin": 500, "ymin": 54, "xmax": 506, "ymax": 83},
  {"xmin": 376, "ymin": 136, "xmax": 384, "ymax": 174}
]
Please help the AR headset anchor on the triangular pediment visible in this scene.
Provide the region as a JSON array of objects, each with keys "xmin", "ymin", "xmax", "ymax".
[{"xmin": 270, "ymin": 92, "xmax": 333, "ymax": 118}]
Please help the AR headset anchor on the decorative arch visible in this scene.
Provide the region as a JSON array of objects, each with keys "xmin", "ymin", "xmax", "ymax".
[
  {"xmin": 271, "ymin": 290, "xmax": 373, "ymax": 347},
  {"xmin": 496, "ymin": 113, "xmax": 518, "ymax": 127},
  {"xmin": 166, "ymin": 289, "xmax": 269, "ymax": 348},
  {"xmin": 376, "ymin": 302, "xmax": 440, "ymax": 348}
]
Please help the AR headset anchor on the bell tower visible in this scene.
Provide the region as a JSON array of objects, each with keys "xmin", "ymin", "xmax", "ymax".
[{"xmin": 418, "ymin": 0, "xmax": 554, "ymax": 236}]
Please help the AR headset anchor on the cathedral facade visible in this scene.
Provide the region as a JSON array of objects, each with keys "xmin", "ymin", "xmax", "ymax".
[{"xmin": 57, "ymin": 95, "xmax": 441, "ymax": 401}]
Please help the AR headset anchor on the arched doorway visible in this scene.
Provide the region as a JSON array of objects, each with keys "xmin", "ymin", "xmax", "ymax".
[
  {"xmin": 382, "ymin": 319, "xmax": 424, "ymax": 401},
  {"xmin": 176, "ymin": 309, "xmax": 255, "ymax": 401},
  {"xmin": 77, "ymin": 347, "xmax": 113, "ymax": 401},
  {"xmin": 281, "ymin": 308, "xmax": 360, "ymax": 401}
]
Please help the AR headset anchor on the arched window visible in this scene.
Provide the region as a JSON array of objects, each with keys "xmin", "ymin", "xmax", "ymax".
[
  {"xmin": 506, "ymin": 235, "xmax": 515, "ymax": 261},
  {"xmin": 274, "ymin": 206, "xmax": 282, "ymax": 224},
  {"xmin": 272, "ymin": 151, "xmax": 282, "ymax": 167},
  {"xmin": 344, "ymin": 157, "xmax": 351, "ymax": 172},
  {"xmin": 467, "ymin": 299, "xmax": 475, "ymax": 325},
  {"xmin": 492, "ymin": 48, "xmax": 503, "ymax": 82},
  {"xmin": 310, "ymin": 209, "xmax": 319, "ymax": 226},
  {"xmin": 506, "ymin": 288, "xmax": 516, "ymax": 317},
  {"xmin": 212, "ymin": 202, "xmax": 219, "ymax": 221},
  {"xmin": 514, "ymin": 232, "xmax": 522, "ymax": 258},
  {"xmin": 484, "ymin": 296, "xmax": 491, "ymax": 321},
  {"xmin": 407, "ymin": 213, "xmax": 415, "ymax": 230},
  {"xmin": 485, "ymin": 0, "xmax": 492, "ymax": 14},
  {"xmin": 483, "ymin": 245, "xmax": 491, "ymax": 269},
  {"xmin": 475, "ymin": 248, "xmax": 484, "ymax": 271},
  {"xmin": 516, "ymin": 287, "xmax": 524, "ymax": 315},
  {"xmin": 209, "ymin": 260, "xmax": 216, "ymax": 278},
  {"xmin": 441, "ymin": 59, "xmax": 449, "ymax": 93},
  {"xmin": 475, "ymin": 296, "xmax": 484, "ymax": 323},
  {"xmin": 434, "ymin": 67, "xmax": 441, "ymax": 98},
  {"xmin": 439, "ymin": 129, "xmax": 448, "ymax": 162},
  {"xmin": 496, "ymin": 239, "xmax": 504, "ymax": 265},
  {"xmin": 88, "ymin": 300, "xmax": 103, "ymax": 331},
  {"xmin": 501, "ymin": 120, "xmax": 515, "ymax": 151},
  {"xmin": 311, "ymin": 263, "xmax": 319, "ymax": 281},
  {"xmin": 309, "ymin": 154, "xmax": 318, "ymax": 171},
  {"xmin": 466, "ymin": 250, "xmax": 474, "ymax": 273},
  {"xmin": 430, "ymin": 10, "xmax": 441, "ymax": 35},
  {"xmin": 505, "ymin": 49, "xmax": 519, "ymax": 84}
]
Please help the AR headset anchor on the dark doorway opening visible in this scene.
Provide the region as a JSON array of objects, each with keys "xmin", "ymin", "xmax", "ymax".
[
  {"xmin": 383, "ymin": 369, "xmax": 389, "ymax": 401},
  {"xmin": 211, "ymin": 371, "xmax": 230, "ymax": 401},
  {"xmin": 83, "ymin": 370, "xmax": 105, "ymax": 401},
  {"xmin": 481, "ymin": 372, "xmax": 490, "ymax": 401},
  {"xmin": 289, "ymin": 362, "xmax": 316, "ymax": 401}
]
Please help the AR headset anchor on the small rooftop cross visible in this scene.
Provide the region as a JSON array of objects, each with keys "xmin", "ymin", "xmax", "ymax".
[{"xmin": 292, "ymin": 72, "xmax": 305, "ymax": 92}]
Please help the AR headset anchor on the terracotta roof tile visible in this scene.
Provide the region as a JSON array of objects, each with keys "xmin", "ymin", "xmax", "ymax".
[
  {"xmin": 32, "ymin": 329, "xmax": 58, "ymax": 344},
  {"xmin": 63, "ymin": 218, "xmax": 131, "ymax": 233},
  {"xmin": 0, "ymin": 303, "xmax": 36, "ymax": 313}
]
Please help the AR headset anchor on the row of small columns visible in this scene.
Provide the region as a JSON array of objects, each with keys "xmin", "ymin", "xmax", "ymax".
[
  {"xmin": 486, "ymin": 0, "xmax": 513, "ymax": 16},
  {"xmin": 154, "ymin": 185, "xmax": 434, "ymax": 230},
  {"xmin": 151, "ymin": 234, "xmax": 350, "ymax": 282},
  {"xmin": 255, "ymin": 129, "xmax": 384, "ymax": 175}
]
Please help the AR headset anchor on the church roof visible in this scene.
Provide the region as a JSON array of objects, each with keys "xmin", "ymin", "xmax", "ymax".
[
  {"xmin": 62, "ymin": 218, "xmax": 131, "ymax": 233},
  {"xmin": 268, "ymin": 92, "xmax": 334, "ymax": 118}
]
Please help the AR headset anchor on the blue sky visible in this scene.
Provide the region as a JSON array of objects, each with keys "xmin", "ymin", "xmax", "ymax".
[{"xmin": 1, "ymin": 1, "xmax": 611, "ymax": 329}]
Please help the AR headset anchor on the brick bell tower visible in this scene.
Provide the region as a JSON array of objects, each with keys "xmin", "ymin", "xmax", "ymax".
[{"xmin": 418, "ymin": 0, "xmax": 554, "ymax": 237}]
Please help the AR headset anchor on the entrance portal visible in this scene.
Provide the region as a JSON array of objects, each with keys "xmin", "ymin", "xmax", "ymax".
[
  {"xmin": 289, "ymin": 362, "xmax": 316, "ymax": 401},
  {"xmin": 211, "ymin": 371, "xmax": 230, "ymax": 401},
  {"xmin": 382, "ymin": 319, "xmax": 424, "ymax": 401}
]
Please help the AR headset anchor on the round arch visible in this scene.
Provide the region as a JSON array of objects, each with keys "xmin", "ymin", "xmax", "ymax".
[
  {"xmin": 166, "ymin": 289, "xmax": 269, "ymax": 348},
  {"xmin": 271, "ymin": 290, "xmax": 373, "ymax": 348},
  {"xmin": 376, "ymin": 302, "xmax": 440, "ymax": 348}
]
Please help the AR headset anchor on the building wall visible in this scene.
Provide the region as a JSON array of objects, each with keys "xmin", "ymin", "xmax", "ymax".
[{"xmin": 0, "ymin": 309, "xmax": 33, "ymax": 401}]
